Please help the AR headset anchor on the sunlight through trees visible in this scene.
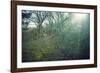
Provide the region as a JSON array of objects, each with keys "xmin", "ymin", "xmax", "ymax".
[{"xmin": 22, "ymin": 10, "xmax": 90, "ymax": 62}]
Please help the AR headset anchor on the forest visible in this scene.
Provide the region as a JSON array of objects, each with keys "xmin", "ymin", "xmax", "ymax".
[{"xmin": 22, "ymin": 10, "xmax": 90, "ymax": 62}]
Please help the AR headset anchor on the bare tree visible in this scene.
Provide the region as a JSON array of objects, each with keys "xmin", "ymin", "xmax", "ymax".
[{"xmin": 30, "ymin": 11, "xmax": 53, "ymax": 33}]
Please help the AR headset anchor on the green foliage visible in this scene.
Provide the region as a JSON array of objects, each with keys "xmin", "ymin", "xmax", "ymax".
[{"xmin": 22, "ymin": 11, "xmax": 90, "ymax": 62}]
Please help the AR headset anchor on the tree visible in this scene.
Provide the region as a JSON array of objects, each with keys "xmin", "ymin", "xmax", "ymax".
[
  {"xmin": 29, "ymin": 11, "xmax": 53, "ymax": 33},
  {"xmin": 22, "ymin": 10, "xmax": 32, "ymax": 29},
  {"xmin": 22, "ymin": 11, "xmax": 90, "ymax": 62}
]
